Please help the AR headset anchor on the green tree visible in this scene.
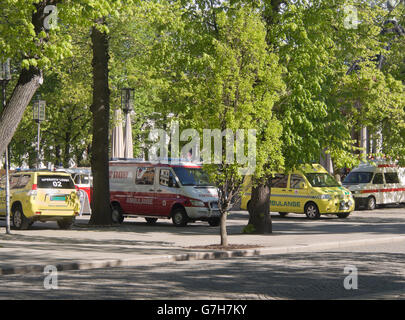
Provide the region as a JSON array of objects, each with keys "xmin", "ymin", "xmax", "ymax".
[{"xmin": 154, "ymin": 2, "xmax": 285, "ymax": 244}]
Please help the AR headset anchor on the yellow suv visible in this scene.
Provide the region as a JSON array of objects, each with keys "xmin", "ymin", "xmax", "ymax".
[
  {"xmin": 241, "ymin": 164, "xmax": 355, "ymax": 219},
  {"xmin": 0, "ymin": 170, "xmax": 80, "ymax": 229}
]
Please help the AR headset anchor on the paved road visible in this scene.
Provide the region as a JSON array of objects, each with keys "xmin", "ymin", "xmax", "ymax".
[
  {"xmin": 1, "ymin": 239, "xmax": 404, "ymax": 300},
  {"xmin": 1, "ymin": 205, "xmax": 404, "ymax": 300},
  {"xmin": 1, "ymin": 206, "xmax": 405, "ymax": 271}
]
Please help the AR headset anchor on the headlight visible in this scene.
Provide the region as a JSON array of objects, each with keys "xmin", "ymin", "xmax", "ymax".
[
  {"xmin": 190, "ymin": 200, "xmax": 206, "ymax": 207},
  {"xmin": 320, "ymin": 194, "xmax": 332, "ymax": 200}
]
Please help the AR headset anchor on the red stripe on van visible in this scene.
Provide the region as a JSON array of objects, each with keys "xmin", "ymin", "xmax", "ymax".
[{"xmin": 360, "ymin": 188, "xmax": 405, "ymax": 194}]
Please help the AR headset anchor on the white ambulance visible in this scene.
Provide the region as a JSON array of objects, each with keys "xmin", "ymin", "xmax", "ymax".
[
  {"xmin": 109, "ymin": 159, "xmax": 220, "ymax": 226},
  {"xmin": 342, "ymin": 161, "xmax": 405, "ymax": 210}
]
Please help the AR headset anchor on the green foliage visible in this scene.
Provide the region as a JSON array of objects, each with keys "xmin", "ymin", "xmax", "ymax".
[
  {"xmin": 267, "ymin": 0, "xmax": 404, "ymax": 170},
  {"xmin": 185, "ymin": 3, "xmax": 285, "ymax": 210},
  {"xmin": 242, "ymin": 223, "xmax": 256, "ymax": 234},
  {"xmin": 3, "ymin": 0, "xmax": 404, "ymax": 171},
  {"xmin": 10, "ymin": 23, "xmax": 93, "ymax": 168}
]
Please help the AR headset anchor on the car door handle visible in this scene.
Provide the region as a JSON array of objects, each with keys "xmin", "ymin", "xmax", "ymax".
[
  {"xmin": 156, "ymin": 189, "xmax": 162, "ymax": 192},
  {"xmin": 149, "ymin": 189, "xmax": 154, "ymax": 192}
]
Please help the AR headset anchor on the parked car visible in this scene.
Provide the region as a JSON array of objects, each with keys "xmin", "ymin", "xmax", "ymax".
[
  {"xmin": 0, "ymin": 170, "xmax": 80, "ymax": 229},
  {"xmin": 241, "ymin": 164, "xmax": 355, "ymax": 219},
  {"xmin": 109, "ymin": 159, "xmax": 220, "ymax": 226},
  {"xmin": 342, "ymin": 161, "xmax": 405, "ymax": 210}
]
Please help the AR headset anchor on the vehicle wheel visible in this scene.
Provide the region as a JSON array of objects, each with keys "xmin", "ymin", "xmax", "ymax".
[
  {"xmin": 57, "ymin": 218, "xmax": 75, "ymax": 230},
  {"xmin": 208, "ymin": 217, "xmax": 220, "ymax": 227},
  {"xmin": 172, "ymin": 207, "xmax": 188, "ymax": 227},
  {"xmin": 366, "ymin": 196, "xmax": 376, "ymax": 210},
  {"xmin": 111, "ymin": 203, "xmax": 124, "ymax": 224},
  {"xmin": 305, "ymin": 202, "xmax": 320, "ymax": 220},
  {"xmin": 279, "ymin": 212, "xmax": 289, "ymax": 217},
  {"xmin": 337, "ymin": 212, "xmax": 351, "ymax": 219},
  {"xmin": 12, "ymin": 205, "xmax": 30, "ymax": 230},
  {"xmin": 145, "ymin": 218, "xmax": 158, "ymax": 225}
]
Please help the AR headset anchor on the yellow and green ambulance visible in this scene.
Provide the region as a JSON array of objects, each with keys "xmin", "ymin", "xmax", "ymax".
[{"xmin": 241, "ymin": 164, "xmax": 355, "ymax": 219}]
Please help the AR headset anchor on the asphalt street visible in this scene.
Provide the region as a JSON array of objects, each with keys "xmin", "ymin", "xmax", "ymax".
[
  {"xmin": 1, "ymin": 239, "xmax": 404, "ymax": 300},
  {"xmin": 1, "ymin": 205, "xmax": 404, "ymax": 300}
]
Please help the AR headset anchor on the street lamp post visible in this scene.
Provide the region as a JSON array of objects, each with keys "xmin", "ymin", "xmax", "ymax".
[
  {"xmin": 121, "ymin": 88, "xmax": 134, "ymax": 114},
  {"xmin": 121, "ymin": 88, "xmax": 134, "ymax": 159},
  {"xmin": 33, "ymin": 96, "xmax": 46, "ymax": 170},
  {"xmin": 0, "ymin": 59, "xmax": 12, "ymax": 234}
]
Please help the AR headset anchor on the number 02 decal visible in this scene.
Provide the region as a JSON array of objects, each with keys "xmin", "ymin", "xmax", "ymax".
[{"xmin": 53, "ymin": 181, "xmax": 62, "ymax": 187}]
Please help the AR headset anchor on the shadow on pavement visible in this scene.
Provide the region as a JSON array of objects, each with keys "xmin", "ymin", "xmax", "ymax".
[{"xmin": 0, "ymin": 251, "xmax": 404, "ymax": 299}]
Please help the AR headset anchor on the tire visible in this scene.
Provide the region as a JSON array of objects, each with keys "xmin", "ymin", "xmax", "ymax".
[
  {"xmin": 172, "ymin": 207, "xmax": 188, "ymax": 227},
  {"xmin": 57, "ymin": 218, "xmax": 75, "ymax": 230},
  {"xmin": 337, "ymin": 212, "xmax": 351, "ymax": 219},
  {"xmin": 366, "ymin": 196, "xmax": 376, "ymax": 210},
  {"xmin": 145, "ymin": 218, "xmax": 158, "ymax": 225},
  {"xmin": 208, "ymin": 217, "xmax": 220, "ymax": 227},
  {"xmin": 279, "ymin": 212, "xmax": 289, "ymax": 217},
  {"xmin": 305, "ymin": 202, "xmax": 320, "ymax": 220},
  {"xmin": 12, "ymin": 205, "xmax": 30, "ymax": 230},
  {"xmin": 111, "ymin": 203, "xmax": 125, "ymax": 224}
]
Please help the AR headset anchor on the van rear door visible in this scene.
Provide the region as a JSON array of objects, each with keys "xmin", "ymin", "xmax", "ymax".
[
  {"xmin": 384, "ymin": 171, "xmax": 401, "ymax": 204},
  {"xmin": 154, "ymin": 168, "xmax": 179, "ymax": 216},
  {"xmin": 133, "ymin": 166, "xmax": 156, "ymax": 215},
  {"xmin": 270, "ymin": 174, "xmax": 289, "ymax": 212},
  {"xmin": 371, "ymin": 172, "xmax": 384, "ymax": 205}
]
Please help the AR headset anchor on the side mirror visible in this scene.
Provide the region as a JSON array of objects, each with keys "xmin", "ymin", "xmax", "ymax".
[
  {"xmin": 300, "ymin": 182, "xmax": 307, "ymax": 189},
  {"xmin": 168, "ymin": 177, "xmax": 179, "ymax": 188}
]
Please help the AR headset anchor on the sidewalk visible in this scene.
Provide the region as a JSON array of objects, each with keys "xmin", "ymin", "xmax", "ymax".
[{"xmin": 1, "ymin": 210, "xmax": 405, "ymax": 275}]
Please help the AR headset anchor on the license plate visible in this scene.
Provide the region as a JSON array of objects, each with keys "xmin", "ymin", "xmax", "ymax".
[{"xmin": 51, "ymin": 195, "xmax": 66, "ymax": 201}]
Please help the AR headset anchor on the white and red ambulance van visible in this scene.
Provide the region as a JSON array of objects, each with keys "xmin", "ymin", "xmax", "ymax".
[
  {"xmin": 343, "ymin": 161, "xmax": 405, "ymax": 210},
  {"xmin": 56, "ymin": 168, "xmax": 93, "ymax": 215},
  {"xmin": 109, "ymin": 159, "xmax": 220, "ymax": 226}
]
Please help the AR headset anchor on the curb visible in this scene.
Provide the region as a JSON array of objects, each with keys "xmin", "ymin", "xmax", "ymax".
[{"xmin": 1, "ymin": 235, "xmax": 405, "ymax": 276}]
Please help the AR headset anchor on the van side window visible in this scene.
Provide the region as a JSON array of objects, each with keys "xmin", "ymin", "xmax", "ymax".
[
  {"xmin": 290, "ymin": 174, "xmax": 305, "ymax": 189},
  {"xmin": 10, "ymin": 175, "xmax": 20, "ymax": 190},
  {"xmin": 160, "ymin": 169, "xmax": 178, "ymax": 188},
  {"xmin": 74, "ymin": 175, "xmax": 81, "ymax": 184},
  {"xmin": 372, "ymin": 173, "xmax": 384, "ymax": 184},
  {"xmin": 135, "ymin": 167, "xmax": 155, "ymax": 185},
  {"xmin": 0, "ymin": 176, "xmax": 5, "ymax": 189},
  {"xmin": 271, "ymin": 174, "xmax": 288, "ymax": 188},
  {"xmin": 385, "ymin": 172, "xmax": 399, "ymax": 184},
  {"xmin": 17, "ymin": 175, "xmax": 31, "ymax": 189}
]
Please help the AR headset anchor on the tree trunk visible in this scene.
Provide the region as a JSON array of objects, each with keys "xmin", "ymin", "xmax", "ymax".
[
  {"xmin": 0, "ymin": 66, "xmax": 42, "ymax": 156},
  {"xmin": 0, "ymin": 1, "xmax": 56, "ymax": 156},
  {"xmin": 220, "ymin": 211, "xmax": 228, "ymax": 246},
  {"xmin": 89, "ymin": 20, "xmax": 112, "ymax": 225},
  {"xmin": 248, "ymin": 182, "xmax": 272, "ymax": 234},
  {"xmin": 63, "ymin": 130, "xmax": 71, "ymax": 168},
  {"xmin": 55, "ymin": 144, "xmax": 62, "ymax": 166}
]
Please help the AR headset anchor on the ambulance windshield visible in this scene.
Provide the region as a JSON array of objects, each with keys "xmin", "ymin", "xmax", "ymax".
[
  {"xmin": 172, "ymin": 167, "xmax": 213, "ymax": 186},
  {"xmin": 343, "ymin": 172, "xmax": 373, "ymax": 184},
  {"xmin": 305, "ymin": 173, "xmax": 340, "ymax": 188}
]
